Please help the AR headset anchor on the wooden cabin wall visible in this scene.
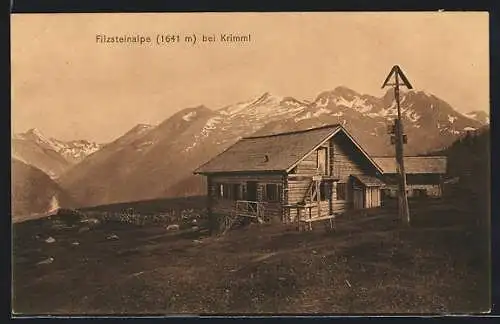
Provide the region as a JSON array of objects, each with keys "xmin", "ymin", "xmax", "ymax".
[
  {"xmin": 332, "ymin": 135, "xmax": 371, "ymax": 182},
  {"xmin": 287, "ymin": 179, "xmax": 312, "ymax": 204},
  {"xmin": 295, "ymin": 152, "xmax": 317, "ymax": 174},
  {"xmin": 364, "ymin": 187, "xmax": 381, "ymax": 208},
  {"xmin": 287, "ymin": 201, "xmax": 332, "ymax": 222},
  {"xmin": 286, "ymin": 178, "xmax": 312, "ymax": 221},
  {"xmin": 210, "ymin": 174, "xmax": 283, "ymax": 183},
  {"xmin": 287, "ymin": 201, "xmax": 350, "ymax": 221},
  {"xmin": 294, "ymin": 143, "xmax": 329, "ymax": 175},
  {"xmin": 207, "ymin": 173, "xmax": 284, "ymax": 222},
  {"xmin": 407, "ymin": 174, "xmax": 442, "ymax": 185},
  {"xmin": 383, "ymin": 174, "xmax": 442, "ymax": 185},
  {"xmin": 286, "ymin": 179, "xmax": 341, "ymax": 221},
  {"xmin": 382, "ymin": 184, "xmax": 442, "ymax": 198},
  {"xmin": 381, "ymin": 174, "xmax": 443, "ymax": 198},
  {"xmin": 331, "ymin": 133, "xmax": 381, "ymax": 205}
]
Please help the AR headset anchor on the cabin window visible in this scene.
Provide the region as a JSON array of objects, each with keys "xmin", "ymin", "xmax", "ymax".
[
  {"xmin": 216, "ymin": 183, "xmax": 240, "ymax": 200},
  {"xmin": 320, "ymin": 182, "xmax": 329, "ymax": 201},
  {"xmin": 265, "ymin": 184, "xmax": 282, "ymax": 202},
  {"xmin": 413, "ymin": 189, "xmax": 427, "ymax": 198},
  {"xmin": 225, "ymin": 183, "xmax": 241, "ymax": 200},
  {"xmin": 222, "ymin": 184, "xmax": 231, "ymax": 199},
  {"xmin": 231, "ymin": 183, "xmax": 242, "ymax": 200},
  {"xmin": 216, "ymin": 183, "xmax": 224, "ymax": 198},
  {"xmin": 317, "ymin": 147, "xmax": 328, "ymax": 174},
  {"xmin": 336, "ymin": 182, "xmax": 347, "ymax": 200}
]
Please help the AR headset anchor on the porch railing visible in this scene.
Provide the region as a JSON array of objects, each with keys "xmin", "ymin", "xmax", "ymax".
[
  {"xmin": 233, "ymin": 200, "xmax": 266, "ymax": 221},
  {"xmin": 223, "ymin": 200, "xmax": 266, "ymax": 234}
]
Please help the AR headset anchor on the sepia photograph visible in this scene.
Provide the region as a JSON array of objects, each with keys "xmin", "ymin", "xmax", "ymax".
[{"xmin": 11, "ymin": 12, "xmax": 490, "ymax": 315}]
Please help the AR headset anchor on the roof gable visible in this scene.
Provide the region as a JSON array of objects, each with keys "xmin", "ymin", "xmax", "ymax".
[
  {"xmin": 194, "ymin": 124, "xmax": 383, "ymax": 175},
  {"xmin": 373, "ymin": 156, "xmax": 447, "ymax": 174},
  {"xmin": 351, "ymin": 175, "xmax": 386, "ymax": 187}
]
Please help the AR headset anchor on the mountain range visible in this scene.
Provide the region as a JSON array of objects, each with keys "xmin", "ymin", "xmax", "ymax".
[
  {"xmin": 12, "ymin": 128, "xmax": 103, "ymax": 179},
  {"xmin": 11, "ymin": 86, "xmax": 489, "ymax": 212}
]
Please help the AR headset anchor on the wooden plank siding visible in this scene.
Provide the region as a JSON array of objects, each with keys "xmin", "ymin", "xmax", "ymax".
[
  {"xmin": 382, "ymin": 184, "xmax": 442, "ymax": 198},
  {"xmin": 365, "ymin": 187, "xmax": 381, "ymax": 208},
  {"xmin": 381, "ymin": 173, "xmax": 443, "ymax": 198},
  {"xmin": 295, "ymin": 150, "xmax": 318, "ymax": 175},
  {"xmin": 332, "ymin": 137, "xmax": 370, "ymax": 182},
  {"xmin": 207, "ymin": 173, "xmax": 285, "ymax": 222}
]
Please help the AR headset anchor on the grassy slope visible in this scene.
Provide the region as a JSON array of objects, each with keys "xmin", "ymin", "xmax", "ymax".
[
  {"xmin": 12, "ymin": 199, "xmax": 489, "ymax": 315},
  {"xmin": 11, "ymin": 159, "xmax": 74, "ymax": 219}
]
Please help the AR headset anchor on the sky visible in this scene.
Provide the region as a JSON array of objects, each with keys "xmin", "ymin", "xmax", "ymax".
[{"xmin": 11, "ymin": 12, "xmax": 489, "ymax": 143}]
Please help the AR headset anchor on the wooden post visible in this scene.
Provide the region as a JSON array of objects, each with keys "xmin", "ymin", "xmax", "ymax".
[
  {"xmin": 394, "ymin": 80, "xmax": 410, "ymax": 226},
  {"xmin": 207, "ymin": 176, "xmax": 215, "ymax": 236},
  {"xmin": 316, "ymin": 180, "xmax": 321, "ymax": 219},
  {"xmin": 296, "ymin": 206, "xmax": 300, "ymax": 232},
  {"xmin": 309, "ymin": 206, "xmax": 312, "ymax": 231},
  {"xmin": 382, "ymin": 65, "xmax": 413, "ymax": 226}
]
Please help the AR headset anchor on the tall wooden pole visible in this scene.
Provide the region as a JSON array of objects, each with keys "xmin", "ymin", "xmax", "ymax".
[
  {"xmin": 394, "ymin": 73, "xmax": 410, "ymax": 226},
  {"xmin": 382, "ymin": 65, "xmax": 412, "ymax": 226}
]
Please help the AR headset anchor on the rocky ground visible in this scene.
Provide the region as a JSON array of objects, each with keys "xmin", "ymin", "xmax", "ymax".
[{"xmin": 12, "ymin": 198, "xmax": 490, "ymax": 315}]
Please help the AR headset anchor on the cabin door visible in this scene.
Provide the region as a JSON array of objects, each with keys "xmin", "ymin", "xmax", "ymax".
[
  {"xmin": 246, "ymin": 181, "xmax": 258, "ymax": 201},
  {"xmin": 353, "ymin": 188, "xmax": 365, "ymax": 209}
]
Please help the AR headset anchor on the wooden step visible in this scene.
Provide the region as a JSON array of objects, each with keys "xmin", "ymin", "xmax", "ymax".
[{"xmin": 300, "ymin": 214, "xmax": 336, "ymax": 223}]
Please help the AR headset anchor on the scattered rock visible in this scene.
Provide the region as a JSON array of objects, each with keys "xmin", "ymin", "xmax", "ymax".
[
  {"xmin": 37, "ymin": 257, "xmax": 54, "ymax": 265},
  {"xmin": 106, "ymin": 234, "xmax": 119, "ymax": 240},
  {"xmin": 45, "ymin": 237, "xmax": 56, "ymax": 244},
  {"xmin": 166, "ymin": 224, "xmax": 180, "ymax": 231},
  {"xmin": 81, "ymin": 218, "xmax": 100, "ymax": 225},
  {"xmin": 191, "ymin": 226, "xmax": 200, "ymax": 231},
  {"xmin": 131, "ymin": 271, "xmax": 145, "ymax": 277},
  {"xmin": 193, "ymin": 239, "xmax": 203, "ymax": 244},
  {"xmin": 72, "ymin": 241, "xmax": 80, "ymax": 246},
  {"xmin": 78, "ymin": 226, "xmax": 90, "ymax": 233}
]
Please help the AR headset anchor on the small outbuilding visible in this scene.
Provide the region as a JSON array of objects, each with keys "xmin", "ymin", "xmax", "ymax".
[{"xmin": 373, "ymin": 156, "xmax": 447, "ymax": 200}]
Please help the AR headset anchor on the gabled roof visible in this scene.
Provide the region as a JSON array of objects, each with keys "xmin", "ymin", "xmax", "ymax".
[
  {"xmin": 373, "ymin": 156, "xmax": 447, "ymax": 174},
  {"xmin": 351, "ymin": 175, "xmax": 386, "ymax": 187},
  {"xmin": 194, "ymin": 124, "xmax": 383, "ymax": 175}
]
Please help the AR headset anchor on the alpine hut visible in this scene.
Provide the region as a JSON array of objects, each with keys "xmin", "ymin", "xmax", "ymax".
[{"xmin": 194, "ymin": 124, "xmax": 385, "ymax": 231}]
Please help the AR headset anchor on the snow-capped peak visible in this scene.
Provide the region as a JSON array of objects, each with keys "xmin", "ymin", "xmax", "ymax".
[
  {"xmin": 27, "ymin": 127, "xmax": 44, "ymax": 137},
  {"xmin": 248, "ymin": 92, "xmax": 282, "ymax": 107},
  {"xmin": 416, "ymin": 90, "xmax": 435, "ymax": 98},
  {"xmin": 332, "ymin": 86, "xmax": 358, "ymax": 98},
  {"xmin": 182, "ymin": 111, "xmax": 197, "ymax": 121},
  {"xmin": 16, "ymin": 128, "xmax": 63, "ymax": 153},
  {"xmin": 127, "ymin": 123, "xmax": 154, "ymax": 135},
  {"xmin": 14, "ymin": 128, "xmax": 104, "ymax": 163}
]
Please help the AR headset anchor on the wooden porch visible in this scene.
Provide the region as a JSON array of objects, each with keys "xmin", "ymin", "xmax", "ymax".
[
  {"xmin": 283, "ymin": 202, "xmax": 337, "ymax": 231},
  {"xmin": 223, "ymin": 200, "xmax": 266, "ymax": 234}
]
